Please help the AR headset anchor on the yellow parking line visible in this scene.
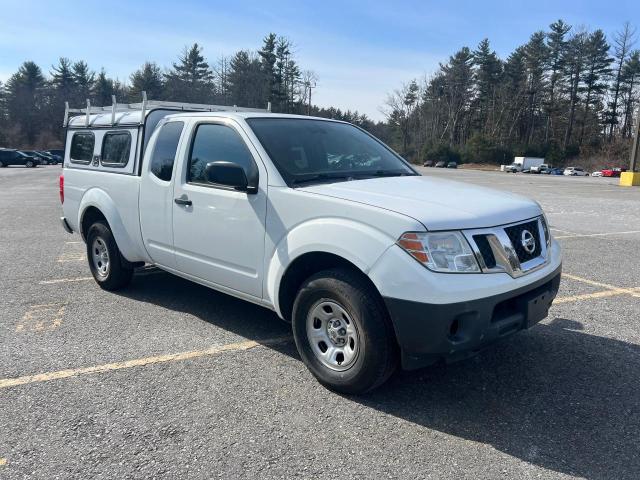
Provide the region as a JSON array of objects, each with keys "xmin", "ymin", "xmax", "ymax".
[
  {"xmin": 555, "ymin": 230, "xmax": 640, "ymax": 239},
  {"xmin": 553, "ymin": 289, "xmax": 630, "ymax": 304},
  {"xmin": 0, "ymin": 337, "xmax": 290, "ymax": 390},
  {"xmin": 0, "ymin": 458, "xmax": 6, "ymax": 466},
  {"xmin": 562, "ymin": 273, "xmax": 640, "ymax": 298}
]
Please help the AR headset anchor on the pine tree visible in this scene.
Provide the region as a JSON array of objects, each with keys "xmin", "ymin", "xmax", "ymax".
[
  {"xmin": 129, "ymin": 62, "xmax": 164, "ymax": 100},
  {"xmin": 93, "ymin": 69, "xmax": 115, "ymax": 106},
  {"xmin": 523, "ymin": 31, "xmax": 548, "ymax": 143},
  {"xmin": 607, "ymin": 22, "xmax": 636, "ymax": 139},
  {"xmin": 6, "ymin": 61, "xmax": 47, "ymax": 144},
  {"xmin": 562, "ymin": 31, "xmax": 588, "ymax": 147},
  {"xmin": 164, "ymin": 43, "xmax": 214, "ymax": 103},
  {"xmin": 472, "ymin": 38, "xmax": 503, "ymax": 134},
  {"xmin": 228, "ymin": 50, "xmax": 263, "ymax": 108},
  {"xmin": 620, "ymin": 50, "xmax": 640, "ymax": 137},
  {"xmin": 50, "ymin": 57, "xmax": 76, "ymax": 103},
  {"xmin": 441, "ymin": 47, "xmax": 474, "ymax": 144},
  {"xmin": 545, "ymin": 20, "xmax": 571, "ymax": 142},
  {"xmin": 72, "ymin": 61, "xmax": 95, "ymax": 104},
  {"xmin": 579, "ymin": 30, "xmax": 612, "ymax": 144},
  {"xmin": 258, "ymin": 33, "xmax": 277, "ymax": 106}
]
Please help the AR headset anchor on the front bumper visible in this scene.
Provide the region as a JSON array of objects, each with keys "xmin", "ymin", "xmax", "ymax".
[{"xmin": 384, "ymin": 264, "xmax": 562, "ymax": 370}]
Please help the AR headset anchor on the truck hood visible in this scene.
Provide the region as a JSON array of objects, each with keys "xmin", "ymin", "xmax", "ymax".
[{"xmin": 299, "ymin": 175, "xmax": 541, "ymax": 230}]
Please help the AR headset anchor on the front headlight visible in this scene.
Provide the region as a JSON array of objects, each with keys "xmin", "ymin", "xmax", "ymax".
[{"xmin": 397, "ymin": 231, "xmax": 480, "ymax": 273}]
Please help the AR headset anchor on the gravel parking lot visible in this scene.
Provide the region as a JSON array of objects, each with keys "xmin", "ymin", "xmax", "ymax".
[{"xmin": 1, "ymin": 165, "xmax": 639, "ymax": 479}]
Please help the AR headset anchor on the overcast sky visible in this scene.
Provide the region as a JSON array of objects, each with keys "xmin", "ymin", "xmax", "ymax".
[{"xmin": 0, "ymin": 0, "xmax": 636, "ymax": 120}]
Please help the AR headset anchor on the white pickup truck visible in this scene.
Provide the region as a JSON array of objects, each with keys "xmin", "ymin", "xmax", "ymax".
[{"xmin": 60, "ymin": 97, "xmax": 562, "ymax": 393}]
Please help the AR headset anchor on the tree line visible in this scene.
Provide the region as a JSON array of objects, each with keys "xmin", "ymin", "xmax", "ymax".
[
  {"xmin": 385, "ymin": 20, "xmax": 640, "ymax": 166},
  {"xmin": 0, "ymin": 33, "xmax": 381, "ymax": 148},
  {"xmin": 1, "ymin": 22, "xmax": 638, "ymax": 167}
]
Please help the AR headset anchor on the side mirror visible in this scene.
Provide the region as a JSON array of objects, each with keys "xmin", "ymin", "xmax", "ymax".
[{"xmin": 204, "ymin": 161, "xmax": 258, "ymax": 193}]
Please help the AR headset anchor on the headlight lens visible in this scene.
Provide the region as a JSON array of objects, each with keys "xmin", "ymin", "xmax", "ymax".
[{"xmin": 397, "ymin": 231, "xmax": 480, "ymax": 273}]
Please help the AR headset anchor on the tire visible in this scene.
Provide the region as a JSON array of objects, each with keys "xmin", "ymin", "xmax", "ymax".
[
  {"xmin": 0, "ymin": 161, "xmax": 5, "ymax": 168},
  {"xmin": 25, "ymin": 160, "xmax": 34, "ymax": 168},
  {"xmin": 86, "ymin": 221, "xmax": 133, "ymax": 290},
  {"xmin": 292, "ymin": 268, "xmax": 398, "ymax": 394}
]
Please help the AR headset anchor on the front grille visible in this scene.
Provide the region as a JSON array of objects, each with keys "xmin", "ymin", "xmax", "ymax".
[
  {"xmin": 504, "ymin": 220, "xmax": 541, "ymax": 263},
  {"xmin": 473, "ymin": 234, "xmax": 496, "ymax": 268}
]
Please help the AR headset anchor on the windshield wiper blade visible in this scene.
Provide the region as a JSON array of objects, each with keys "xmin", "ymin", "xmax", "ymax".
[
  {"xmin": 291, "ymin": 173, "xmax": 353, "ymax": 185},
  {"xmin": 355, "ymin": 170, "xmax": 414, "ymax": 178}
]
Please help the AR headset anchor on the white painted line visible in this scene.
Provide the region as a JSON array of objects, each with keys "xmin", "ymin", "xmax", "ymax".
[
  {"xmin": 39, "ymin": 277, "xmax": 94, "ymax": 285},
  {"xmin": 555, "ymin": 230, "xmax": 640, "ymax": 239}
]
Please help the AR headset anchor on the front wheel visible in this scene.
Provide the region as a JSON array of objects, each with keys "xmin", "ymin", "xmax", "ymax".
[
  {"xmin": 86, "ymin": 221, "xmax": 133, "ymax": 290},
  {"xmin": 25, "ymin": 160, "xmax": 34, "ymax": 168},
  {"xmin": 292, "ymin": 268, "xmax": 398, "ymax": 394}
]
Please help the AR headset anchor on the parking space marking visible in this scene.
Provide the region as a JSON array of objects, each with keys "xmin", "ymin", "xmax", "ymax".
[
  {"xmin": 0, "ymin": 337, "xmax": 290, "ymax": 390},
  {"xmin": 0, "ymin": 458, "xmax": 6, "ymax": 466},
  {"xmin": 16, "ymin": 303, "xmax": 66, "ymax": 332},
  {"xmin": 39, "ymin": 276, "xmax": 94, "ymax": 285},
  {"xmin": 65, "ymin": 241, "xmax": 83, "ymax": 245},
  {"xmin": 57, "ymin": 252, "xmax": 86, "ymax": 263},
  {"xmin": 554, "ymin": 289, "xmax": 632, "ymax": 304},
  {"xmin": 555, "ymin": 230, "xmax": 640, "ymax": 239},
  {"xmin": 562, "ymin": 273, "xmax": 640, "ymax": 298}
]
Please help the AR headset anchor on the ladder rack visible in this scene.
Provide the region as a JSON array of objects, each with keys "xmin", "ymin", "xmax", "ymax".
[{"xmin": 63, "ymin": 91, "xmax": 272, "ymax": 127}]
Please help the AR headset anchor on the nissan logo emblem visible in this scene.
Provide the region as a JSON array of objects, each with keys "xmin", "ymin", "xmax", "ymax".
[{"xmin": 521, "ymin": 229, "xmax": 536, "ymax": 254}]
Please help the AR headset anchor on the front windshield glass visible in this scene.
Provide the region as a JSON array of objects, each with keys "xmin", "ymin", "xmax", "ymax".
[{"xmin": 246, "ymin": 118, "xmax": 416, "ymax": 185}]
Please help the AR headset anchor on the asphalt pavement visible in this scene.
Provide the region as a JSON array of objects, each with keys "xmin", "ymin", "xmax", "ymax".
[{"xmin": 1, "ymin": 165, "xmax": 639, "ymax": 479}]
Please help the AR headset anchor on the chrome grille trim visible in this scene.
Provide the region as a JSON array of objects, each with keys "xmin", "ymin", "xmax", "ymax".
[{"xmin": 463, "ymin": 216, "xmax": 549, "ymax": 278}]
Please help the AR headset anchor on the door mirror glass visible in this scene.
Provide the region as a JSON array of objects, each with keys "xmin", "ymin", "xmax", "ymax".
[{"xmin": 204, "ymin": 161, "xmax": 250, "ymax": 191}]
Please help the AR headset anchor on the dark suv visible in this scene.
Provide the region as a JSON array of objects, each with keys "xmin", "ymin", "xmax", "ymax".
[{"xmin": 0, "ymin": 149, "xmax": 41, "ymax": 168}]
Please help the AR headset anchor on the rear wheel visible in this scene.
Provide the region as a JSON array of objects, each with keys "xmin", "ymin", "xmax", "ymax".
[
  {"xmin": 86, "ymin": 221, "xmax": 133, "ymax": 290},
  {"xmin": 292, "ymin": 268, "xmax": 398, "ymax": 394},
  {"xmin": 0, "ymin": 161, "xmax": 5, "ymax": 168},
  {"xmin": 25, "ymin": 160, "xmax": 34, "ymax": 168}
]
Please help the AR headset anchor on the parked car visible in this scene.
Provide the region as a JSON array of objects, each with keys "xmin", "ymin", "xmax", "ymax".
[
  {"xmin": 47, "ymin": 149, "xmax": 65, "ymax": 159},
  {"xmin": 21, "ymin": 150, "xmax": 54, "ymax": 165},
  {"xmin": 38, "ymin": 151, "xmax": 60, "ymax": 165},
  {"xmin": 423, "ymin": 160, "xmax": 434, "ymax": 167},
  {"xmin": 504, "ymin": 162, "xmax": 522, "ymax": 173},
  {"xmin": 530, "ymin": 163, "xmax": 549, "ymax": 174},
  {"xmin": 60, "ymin": 99, "xmax": 562, "ymax": 394},
  {"xmin": 548, "ymin": 168, "xmax": 564, "ymax": 175},
  {"xmin": 0, "ymin": 149, "xmax": 41, "ymax": 168},
  {"xmin": 591, "ymin": 171, "xmax": 603, "ymax": 177},
  {"xmin": 446, "ymin": 161, "xmax": 457, "ymax": 169},
  {"xmin": 435, "ymin": 160, "xmax": 446, "ymax": 168},
  {"xmin": 563, "ymin": 167, "xmax": 589, "ymax": 176},
  {"xmin": 601, "ymin": 167, "xmax": 626, "ymax": 177}
]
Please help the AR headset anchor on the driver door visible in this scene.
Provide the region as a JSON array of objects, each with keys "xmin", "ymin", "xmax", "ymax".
[{"xmin": 172, "ymin": 120, "xmax": 267, "ymax": 299}]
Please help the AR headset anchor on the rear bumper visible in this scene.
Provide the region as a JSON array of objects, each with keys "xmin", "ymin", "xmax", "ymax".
[
  {"xmin": 60, "ymin": 216, "xmax": 73, "ymax": 234},
  {"xmin": 384, "ymin": 264, "xmax": 562, "ymax": 370}
]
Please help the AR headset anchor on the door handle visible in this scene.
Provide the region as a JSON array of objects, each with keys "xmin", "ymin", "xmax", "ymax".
[{"xmin": 174, "ymin": 196, "xmax": 192, "ymax": 206}]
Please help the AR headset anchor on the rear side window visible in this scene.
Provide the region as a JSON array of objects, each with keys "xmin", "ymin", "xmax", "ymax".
[
  {"xmin": 150, "ymin": 121, "xmax": 184, "ymax": 181},
  {"xmin": 70, "ymin": 132, "xmax": 95, "ymax": 163},
  {"xmin": 188, "ymin": 123, "xmax": 254, "ymax": 184},
  {"xmin": 101, "ymin": 131, "xmax": 132, "ymax": 167}
]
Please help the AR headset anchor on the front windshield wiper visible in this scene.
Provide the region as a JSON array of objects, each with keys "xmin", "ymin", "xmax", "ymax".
[
  {"xmin": 291, "ymin": 173, "xmax": 355, "ymax": 186},
  {"xmin": 354, "ymin": 170, "xmax": 416, "ymax": 178}
]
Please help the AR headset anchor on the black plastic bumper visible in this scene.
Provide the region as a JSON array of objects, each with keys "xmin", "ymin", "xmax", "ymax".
[{"xmin": 384, "ymin": 265, "xmax": 562, "ymax": 370}]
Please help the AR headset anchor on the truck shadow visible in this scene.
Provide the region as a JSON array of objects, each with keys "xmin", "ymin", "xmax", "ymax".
[
  {"xmin": 119, "ymin": 272, "xmax": 639, "ymax": 479},
  {"xmin": 353, "ymin": 317, "xmax": 640, "ymax": 479}
]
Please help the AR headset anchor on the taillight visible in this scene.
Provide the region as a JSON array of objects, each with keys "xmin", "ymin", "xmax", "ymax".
[{"xmin": 59, "ymin": 174, "xmax": 64, "ymax": 204}]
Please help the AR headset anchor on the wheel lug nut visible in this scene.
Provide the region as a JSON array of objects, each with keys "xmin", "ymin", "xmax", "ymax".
[{"xmin": 339, "ymin": 328, "xmax": 346, "ymax": 335}]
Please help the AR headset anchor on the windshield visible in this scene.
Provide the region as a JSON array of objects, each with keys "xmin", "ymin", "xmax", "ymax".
[{"xmin": 246, "ymin": 118, "xmax": 416, "ymax": 185}]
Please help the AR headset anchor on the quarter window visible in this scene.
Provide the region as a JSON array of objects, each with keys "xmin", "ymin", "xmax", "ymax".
[
  {"xmin": 188, "ymin": 124, "xmax": 255, "ymax": 184},
  {"xmin": 70, "ymin": 132, "xmax": 95, "ymax": 163},
  {"xmin": 150, "ymin": 122, "xmax": 184, "ymax": 181},
  {"xmin": 101, "ymin": 131, "xmax": 132, "ymax": 167}
]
